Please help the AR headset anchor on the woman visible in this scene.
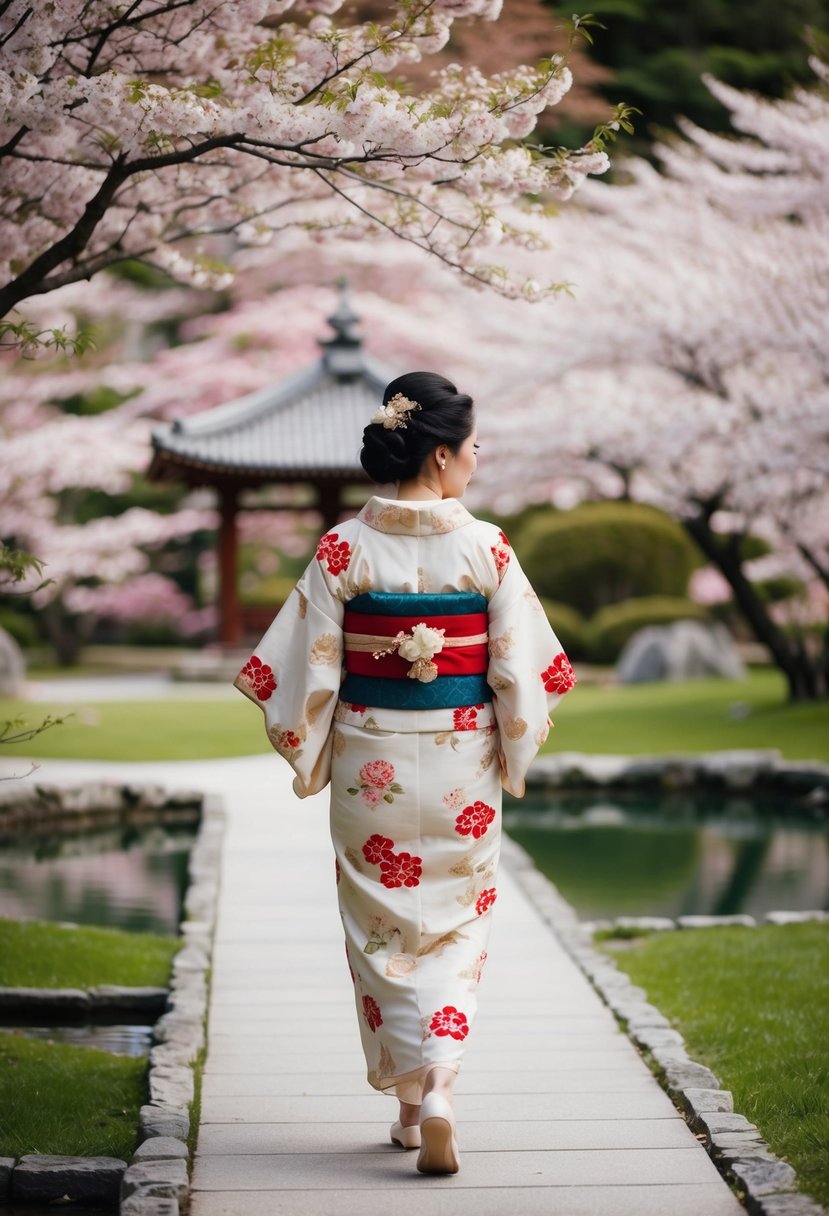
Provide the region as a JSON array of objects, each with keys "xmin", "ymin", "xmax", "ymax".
[{"xmin": 234, "ymin": 371, "xmax": 576, "ymax": 1174}]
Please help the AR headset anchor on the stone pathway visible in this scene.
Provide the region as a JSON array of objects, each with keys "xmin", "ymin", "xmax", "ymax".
[{"xmin": 2, "ymin": 753, "xmax": 746, "ymax": 1215}]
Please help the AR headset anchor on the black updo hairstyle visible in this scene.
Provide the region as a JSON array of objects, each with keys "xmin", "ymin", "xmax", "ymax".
[{"xmin": 360, "ymin": 371, "xmax": 474, "ymax": 485}]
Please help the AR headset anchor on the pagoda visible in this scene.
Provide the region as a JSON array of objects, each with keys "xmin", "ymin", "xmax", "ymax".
[{"xmin": 148, "ymin": 283, "xmax": 395, "ymax": 645}]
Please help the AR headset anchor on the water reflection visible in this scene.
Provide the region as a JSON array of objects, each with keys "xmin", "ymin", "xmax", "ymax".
[
  {"xmin": 504, "ymin": 794, "xmax": 829, "ymax": 920},
  {"xmin": 2, "ymin": 1024, "xmax": 153, "ymax": 1056},
  {"xmin": 0, "ymin": 825, "xmax": 196, "ymax": 935}
]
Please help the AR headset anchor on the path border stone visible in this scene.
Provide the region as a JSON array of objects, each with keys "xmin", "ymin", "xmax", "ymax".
[
  {"xmin": 500, "ymin": 831, "xmax": 828, "ymax": 1216},
  {"xmin": 525, "ymin": 749, "xmax": 829, "ymax": 811},
  {"xmin": 0, "ymin": 782, "xmax": 225, "ymax": 1215}
]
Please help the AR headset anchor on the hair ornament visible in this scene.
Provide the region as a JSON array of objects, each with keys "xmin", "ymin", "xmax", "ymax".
[{"xmin": 371, "ymin": 392, "xmax": 422, "ymax": 430}]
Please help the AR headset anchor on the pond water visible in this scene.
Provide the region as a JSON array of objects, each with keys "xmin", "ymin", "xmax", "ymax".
[
  {"xmin": 1, "ymin": 1023, "xmax": 153, "ymax": 1056},
  {"xmin": 504, "ymin": 792, "xmax": 829, "ymax": 922},
  {"xmin": 0, "ymin": 823, "xmax": 197, "ymax": 935}
]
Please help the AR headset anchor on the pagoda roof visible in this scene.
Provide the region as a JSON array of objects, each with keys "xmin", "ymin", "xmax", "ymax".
[{"xmin": 148, "ymin": 284, "xmax": 396, "ymax": 488}]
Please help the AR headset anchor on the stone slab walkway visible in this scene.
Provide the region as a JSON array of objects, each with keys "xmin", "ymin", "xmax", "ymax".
[{"xmin": 2, "ymin": 753, "xmax": 746, "ymax": 1216}]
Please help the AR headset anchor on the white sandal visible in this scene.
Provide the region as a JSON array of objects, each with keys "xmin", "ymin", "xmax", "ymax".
[
  {"xmin": 416, "ymin": 1092, "xmax": 460, "ymax": 1174},
  {"xmin": 390, "ymin": 1119, "xmax": 421, "ymax": 1149}
]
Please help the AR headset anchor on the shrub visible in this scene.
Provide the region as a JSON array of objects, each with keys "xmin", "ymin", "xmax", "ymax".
[
  {"xmin": 586, "ymin": 596, "xmax": 708, "ymax": 664},
  {"xmin": 0, "ymin": 606, "xmax": 40, "ymax": 649},
  {"xmin": 537, "ymin": 598, "xmax": 588, "ymax": 658},
  {"xmin": 519, "ymin": 502, "xmax": 702, "ymax": 616}
]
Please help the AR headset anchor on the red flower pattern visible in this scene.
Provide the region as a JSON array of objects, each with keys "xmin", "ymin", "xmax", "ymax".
[
  {"xmin": 452, "ymin": 703, "xmax": 484, "ymax": 731},
  {"xmin": 362, "ymin": 994, "xmax": 383, "ymax": 1032},
  {"xmin": 348, "ymin": 703, "xmax": 368, "ymax": 713},
  {"xmin": 491, "ymin": 529, "xmax": 511, "ymax": 582},
  {"xmin": 239, "ymin": 654, "xmax": 277, "ymax": 701},
  {"xmin": 455, "ymin": 800, "xmax": 496, "ymax": 839},
  {"xmin": 540, "ymin": 652, "xmax": 577, "ymax": 694},
  {"xmin": 316, "ymin": 531, "xmax": 353, "ymax": 575},
  {"xmin": 359, "ymin": 759, "xmax": 396, "ymax": 789},
  {"xmin": 379, "ymin": 851, "xmax": 423, "ymax": 889},
  {"xmin": 429, "ymin": 1005, "xmax": 469, "ymax": 1040},
  {"xmin": 475, "ymin": 887, "xmax": 498, "ymax": 916},
  {"xmin": 474, "ymin": 950, "xmax": 488, "ymax": 983},
  {"xmin": 362, "ymin": 833, "xmax": 395, "ymax": 865},
  {"xmin": 277, "ymin": 729, "xmax": 301, "ymax": 751}
]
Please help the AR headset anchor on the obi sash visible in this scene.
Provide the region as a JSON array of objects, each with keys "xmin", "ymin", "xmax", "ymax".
[{"xmin": 341, "ymin": 591, "xmax": 491, "ymax": 710}]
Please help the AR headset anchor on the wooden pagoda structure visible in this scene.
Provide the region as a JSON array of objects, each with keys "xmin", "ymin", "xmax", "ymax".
[{"xmin": 147, "ymin": 284, "xmax": 395, "ymax": 646}]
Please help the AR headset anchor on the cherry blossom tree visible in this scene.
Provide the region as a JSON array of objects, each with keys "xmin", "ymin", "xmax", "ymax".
[{"xmin": 0, "ymin": 0, "xmax": 628, "ymax": 337}]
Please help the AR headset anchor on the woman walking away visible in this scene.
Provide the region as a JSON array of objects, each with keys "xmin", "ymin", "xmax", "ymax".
[{"xmin": 235, "ymin": 371, "xmax": 577, "ymax": 1175}]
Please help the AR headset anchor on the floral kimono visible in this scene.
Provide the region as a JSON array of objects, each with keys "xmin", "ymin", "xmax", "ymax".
[{"xmin": 235, "ymin": 494, "xmax": 576, "ymax": 1104}]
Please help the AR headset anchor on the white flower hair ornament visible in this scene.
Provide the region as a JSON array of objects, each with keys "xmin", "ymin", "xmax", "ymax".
[{"xmin": 371, "ymin": 393, "xmax": 422, "ymax": 430}]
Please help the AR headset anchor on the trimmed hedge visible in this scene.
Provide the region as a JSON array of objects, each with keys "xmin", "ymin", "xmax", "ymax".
[
  {"xmin": 519, "ymin": 502, "xmax": 701, "ymax": 616},
  {"xmin": 586, "ymin": 595, "xmax": 708, "ymax": 664},
  {"xmin": 538, "ymin": 597, "xmax": 588, "ymax": 658}
]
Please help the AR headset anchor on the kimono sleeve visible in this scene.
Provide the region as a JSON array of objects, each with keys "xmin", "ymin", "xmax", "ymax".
[
  {"xmin": 486, "ymin": 535, "xmax": 577, "ymax": 798},
  {"xmin": 233, "ymin": 550, "xmax": 344, "ymax": 800}
]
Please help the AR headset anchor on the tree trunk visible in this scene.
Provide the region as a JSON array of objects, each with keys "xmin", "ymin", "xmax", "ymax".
[{"xmin": 683, "ymin": 516, "xmax": 828, "ymax": 701}]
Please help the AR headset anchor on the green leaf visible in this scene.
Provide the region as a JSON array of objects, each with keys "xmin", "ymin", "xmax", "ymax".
[
  {"xmin": 347, "ymin": 788, "xmax": 359, "ymax": 795},
  {"xmin": 383, "ymin": 793, "xmax": 394, "ymax": 803}
]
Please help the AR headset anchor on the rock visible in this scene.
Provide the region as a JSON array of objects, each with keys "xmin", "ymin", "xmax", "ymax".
[
  {"xmin": 677, "ymin": 914, "xmax": 756, "ymax": 929},
  {"xmin": 0, "ymin": 1157, "xmax": 14, "ymax": 1202},
  {"xmin": 625, "ymin": 1003, "xmax": 674, "ymax": 1030},
  {"xmin": 709, "ymin": 1130, "xmax": 767, "ymax": 1150},
  {"xmin": 699, "ymin": 1112, "xmax": 761, "ymax": 1137},
  {"xmin": 139, "ymin": 1105, "xmax": 190, "ymax": 1142},
  {"xmin": 764, "ymin": 910, "xmax": 829, "ymax": 925},
  {"xmin": 88, "ymin": 985, "xmax": 169, "ymax": 1013},
  {"xmin": 681, "ymin": 1087, "xmax": 734, "ymax": 1118},
  {"xmin": 755, "ymin": 1193, "xmax": 828, "ymax": 1216},
  {"xmin": 730, "ymin": 1157, "xmax": 798, "ymax": 1196},
  {"xmin": 662, "ymin": 1059, "xmax": 721, "ymax": 1091},
  {"xmin": 0, "ymin": 625, "xmax": 25, "ymax": 696},
  {"xmin": 121, "ymin": 1198, "xmax": 180, "ymax": 1216},
  {"xmin": 612, "ymin": 916, "xmax": 677, "ymax": 932},
  {"xmin": 0, "ymin": 986, "xmax": 90, "ymax": 1012},
  {"xmin": 131, "ymin": 1138, "xmax": 189, "ymax": 1163},
  {"xmin": 120, "ymin": 1159, "xmax": 188, "ymax": 1203},
  {"xmin": 148, "ymin": 1067, "xmax": 194, "ymax": 1107},
  {"xmin": 11, "ymin": 1154, "xmax": 126, "ymax": 1205},
  {"xmin": 617, "ymin": 620, "xmax": 746, "ymax": 684},
  {"xmin": 631, "ymin": 1026, "xmax": 686, "ymax": 1051}
]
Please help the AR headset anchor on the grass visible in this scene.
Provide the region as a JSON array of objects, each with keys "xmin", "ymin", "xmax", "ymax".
[
  {"xmin": 1, "ymin": 667, "xmax": 827, "ymax": 762},
  {"xmin": 597, "ymin": 923, "xmax": 829, "ymax": 1209},
  {"xmin": 543, "ymin": 667, "xmax": 829, "ymax": 760},
  {"xmin": 0, "ymin": 918, "xmax": 181, "ymax": 988},
  {"xmin": 0, "ymin": 1030, "xmax": 147, "ymax": 1159}
]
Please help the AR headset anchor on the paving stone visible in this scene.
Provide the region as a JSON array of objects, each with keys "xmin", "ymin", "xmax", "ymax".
[
  {"xmin": 132, "ymin": 1137, "xmax": 189, "ymax": 1163},
  {"xmin": 710, "ymin": 1131, "xmax": 768, "ymax": 1150},
  {"xmin": 663, "ymin": 1059, "xmax": 722, "ymax": 1091},
  {"xmin": 612, "ymin": 916, "xmax": 677, "ymax": 932},
  {"xmin": 11, "ymin": 1154, "xmax": 126, "ymax": 1205},
  {"xmin": 0, "ymin": 1157, "xmax": 14, "ymax": 1202},
  {"xmin": 120, "ymin": 1159, "xmax": 189, "ymax": 1203}
]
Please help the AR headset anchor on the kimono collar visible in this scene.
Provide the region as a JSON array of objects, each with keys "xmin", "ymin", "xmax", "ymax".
[{"xmin": 357, "ymin": 495, "xmax": 475, "ymax": 536}]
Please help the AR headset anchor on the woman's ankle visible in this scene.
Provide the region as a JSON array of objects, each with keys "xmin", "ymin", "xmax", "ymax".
[{"xmin": 422, "ymin": 1065, "xmax": 457, "ymax": 1102}]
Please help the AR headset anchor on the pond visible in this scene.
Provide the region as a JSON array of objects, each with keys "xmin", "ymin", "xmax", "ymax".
[
  {"xmin": 504, "ymin": 792, "xmax": 829, "ymax": 921},
  {"xmin": 0, "ymin": 823, "xmax": 197, "ymax": 936},
  {"xmin": 0, "ymin": 1023, "xmax": 154, "ymax": 1056}
]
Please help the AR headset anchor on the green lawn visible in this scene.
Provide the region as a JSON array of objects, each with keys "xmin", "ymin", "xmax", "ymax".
[
  {"xmin": 0, "ymin": 918, "xmax": 181, "ymax": 988},
  {"xmin": 0, "ymin": 1031, "xmax": 147, "ymax": 1159},
  {"xmin": 598, "ymin": 923, "xmax": 829, "ymax": 1209},
  {"xmin": 1, "ymin": 667, "xmax": 827, "ymax": 762}
]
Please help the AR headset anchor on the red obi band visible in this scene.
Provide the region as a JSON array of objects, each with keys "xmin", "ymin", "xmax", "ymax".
[{"xmin": 343, "ymin": 609, "xmax": 489, "ymax": 680}]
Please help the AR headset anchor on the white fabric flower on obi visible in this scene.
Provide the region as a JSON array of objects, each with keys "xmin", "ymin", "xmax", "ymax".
[{"xmin": 398, "ymin": 622, "xmax": 446, "ymax": 683}]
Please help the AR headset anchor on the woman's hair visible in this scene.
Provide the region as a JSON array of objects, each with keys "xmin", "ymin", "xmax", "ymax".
[{"xmin": 360, "ymin": 371, "xmax": 474, "ymax": 485}]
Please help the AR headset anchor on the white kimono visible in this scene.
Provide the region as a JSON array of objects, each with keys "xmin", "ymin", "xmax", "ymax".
[{"xmin": 235, "ymin": 494, "xmax": 576, "ymax": 1103}]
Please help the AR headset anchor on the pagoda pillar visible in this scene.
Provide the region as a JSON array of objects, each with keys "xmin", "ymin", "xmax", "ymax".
[{"xmin": 218, "ymin": 485, "xmax": 241, "ymax": 646}]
